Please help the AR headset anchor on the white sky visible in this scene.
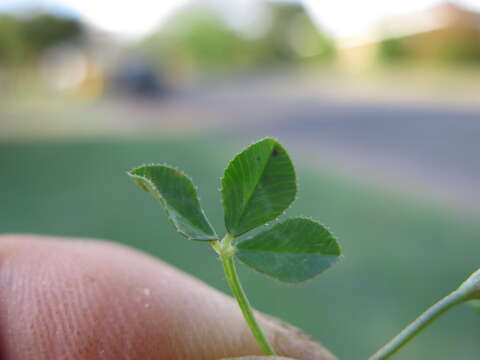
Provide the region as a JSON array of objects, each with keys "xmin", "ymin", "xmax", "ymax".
[
  {"xmin": 1, "ymin": 0, "xmax": 480, "ymax": 38},
  {"xmin": 306, "ymin": 0, "xmax": 480, "ymax": 37}
]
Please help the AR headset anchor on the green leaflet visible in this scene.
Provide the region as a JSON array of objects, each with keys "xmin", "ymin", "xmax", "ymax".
[
  {"xmin": 222, "ymin": 138, "xmax": 296, "ymax": 237},
  {"xmin": 236, "ymin": 218, "xmax": 341, "ymax": 283},
  {"xmin": 128, "ymin": 164, "xmax": 217, "ymax": 241}
]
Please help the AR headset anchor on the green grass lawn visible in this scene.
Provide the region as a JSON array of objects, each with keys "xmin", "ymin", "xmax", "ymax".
[{"xmin": 1, "ymin": 136, "xmax": 479, "ymax": 359}]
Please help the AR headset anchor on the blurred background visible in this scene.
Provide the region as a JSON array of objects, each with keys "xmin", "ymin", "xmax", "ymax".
[{"xmin": 1, "ymin": 0, "xmax": 480, "ymax": 358}]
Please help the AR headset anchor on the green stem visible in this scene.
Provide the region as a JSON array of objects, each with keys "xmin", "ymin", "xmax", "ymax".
[
  {"xmin": 369, "ymin": 287, "xmax": 472, "ymax": 360},
  {"xmin": 215, "ymin": 233, "xmax": 276, "ymax": 355}
]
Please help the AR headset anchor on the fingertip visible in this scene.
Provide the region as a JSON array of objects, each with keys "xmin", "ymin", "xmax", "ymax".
[
  {"xmin": 0, "ymin": 235, "xmax": 336, "ymax": 360},
  {"xmin": 0, "ymin": 235, "xmax": 257, "ymax": 359}
]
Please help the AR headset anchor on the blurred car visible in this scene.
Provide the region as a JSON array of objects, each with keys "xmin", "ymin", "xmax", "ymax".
[{"xmin": 110, "ymin": 57, "xmax": 169, "ymax": 98}]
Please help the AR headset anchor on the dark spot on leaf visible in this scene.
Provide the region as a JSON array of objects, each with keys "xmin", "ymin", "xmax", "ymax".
[
  {"xmin": 256, "ymin": 156, "xmax": 260, "ymax": 162},
  {"xmin": 175, "ymin": 170, "xmax": 185, "ymax": 176},
  {"xmin": 272, "ymin": 148, "xmax": 279, "ymax": 157}
]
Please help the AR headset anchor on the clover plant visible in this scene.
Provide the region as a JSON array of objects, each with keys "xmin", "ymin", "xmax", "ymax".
[
  {"xmin": 128, "ymin": 137, "xmax": 480, "ymax": 359},
  {"xmin": 128, "ymin": 138, "xmax": 341, "ymax": 355}
]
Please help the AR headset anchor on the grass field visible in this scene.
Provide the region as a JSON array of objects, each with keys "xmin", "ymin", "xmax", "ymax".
[{"xmin": 1, "ymin": 136, "xmax": 479, "ymax": 359}]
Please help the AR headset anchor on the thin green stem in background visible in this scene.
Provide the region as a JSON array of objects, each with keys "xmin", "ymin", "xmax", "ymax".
[
  {"xmin": 215, "ymin": 233, "xmax": 276, "ymax": 355},
  {"xmin": 369, "ymin": 286, "xmax": 473, "ymax": 360}
]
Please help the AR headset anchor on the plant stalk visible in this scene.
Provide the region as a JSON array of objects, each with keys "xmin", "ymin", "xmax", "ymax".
[
  {"xmin": 369, "ymin": 286, "xmax": 473, "ymax": 360},
  {"xmin": 216, "ymin": 233, "xmax": 276, "ymax": 355}
]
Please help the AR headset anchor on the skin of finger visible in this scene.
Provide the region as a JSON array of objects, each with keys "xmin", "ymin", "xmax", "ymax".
[{"xmin": 0, "ymin": 235, "xmax": 337, "ymax": 360}]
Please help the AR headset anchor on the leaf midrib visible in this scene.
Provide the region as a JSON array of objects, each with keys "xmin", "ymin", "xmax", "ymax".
[
  {"xmin": 137, "ymin": 173, "xmax": 214, "ymax": 237},
  {"xmin": 233, "ymin": 143, "xmax": 276, "ymax": 232}
]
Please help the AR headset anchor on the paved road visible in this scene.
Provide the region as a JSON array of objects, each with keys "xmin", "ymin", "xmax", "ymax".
[{"xmin": 152, "ymin": 80, "xmax": 480, "ymax": 214}]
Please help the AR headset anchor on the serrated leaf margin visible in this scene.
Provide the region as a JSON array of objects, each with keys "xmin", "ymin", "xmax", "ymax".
[{"xmin": 128, "ymin": 163, "xmax": 217, "ymax": 241}]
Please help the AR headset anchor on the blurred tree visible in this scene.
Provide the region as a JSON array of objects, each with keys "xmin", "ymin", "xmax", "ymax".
[
  {"xmin": 258, "ymin": 2, "xmax": 335, "ymax": 64},
  {"xmin": 0, "ymin": 12, "xmax": 84, "ymax": 65},
  {"xmin": 143, "ymin": 8, "xmax": 249, "ymax": 74},
  {"xmin": 0, "ymin": 15, "xmax": 24, "ymax": 65},
  {"xmin": 377, "ymin": 37, "xmax": 408, "ymax": 64},
  {"xmin": 140, "ymin": 1, "xmax": 335, "ymax": 77},
  {"xmin": 21, "ymin": 13, "xmax": 84, "ymax": 58}
]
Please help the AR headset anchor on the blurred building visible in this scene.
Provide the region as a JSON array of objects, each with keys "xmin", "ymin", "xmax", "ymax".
[{"xmin": 338, "ymin": 2, "xmax": 480, "ymax": 69}]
